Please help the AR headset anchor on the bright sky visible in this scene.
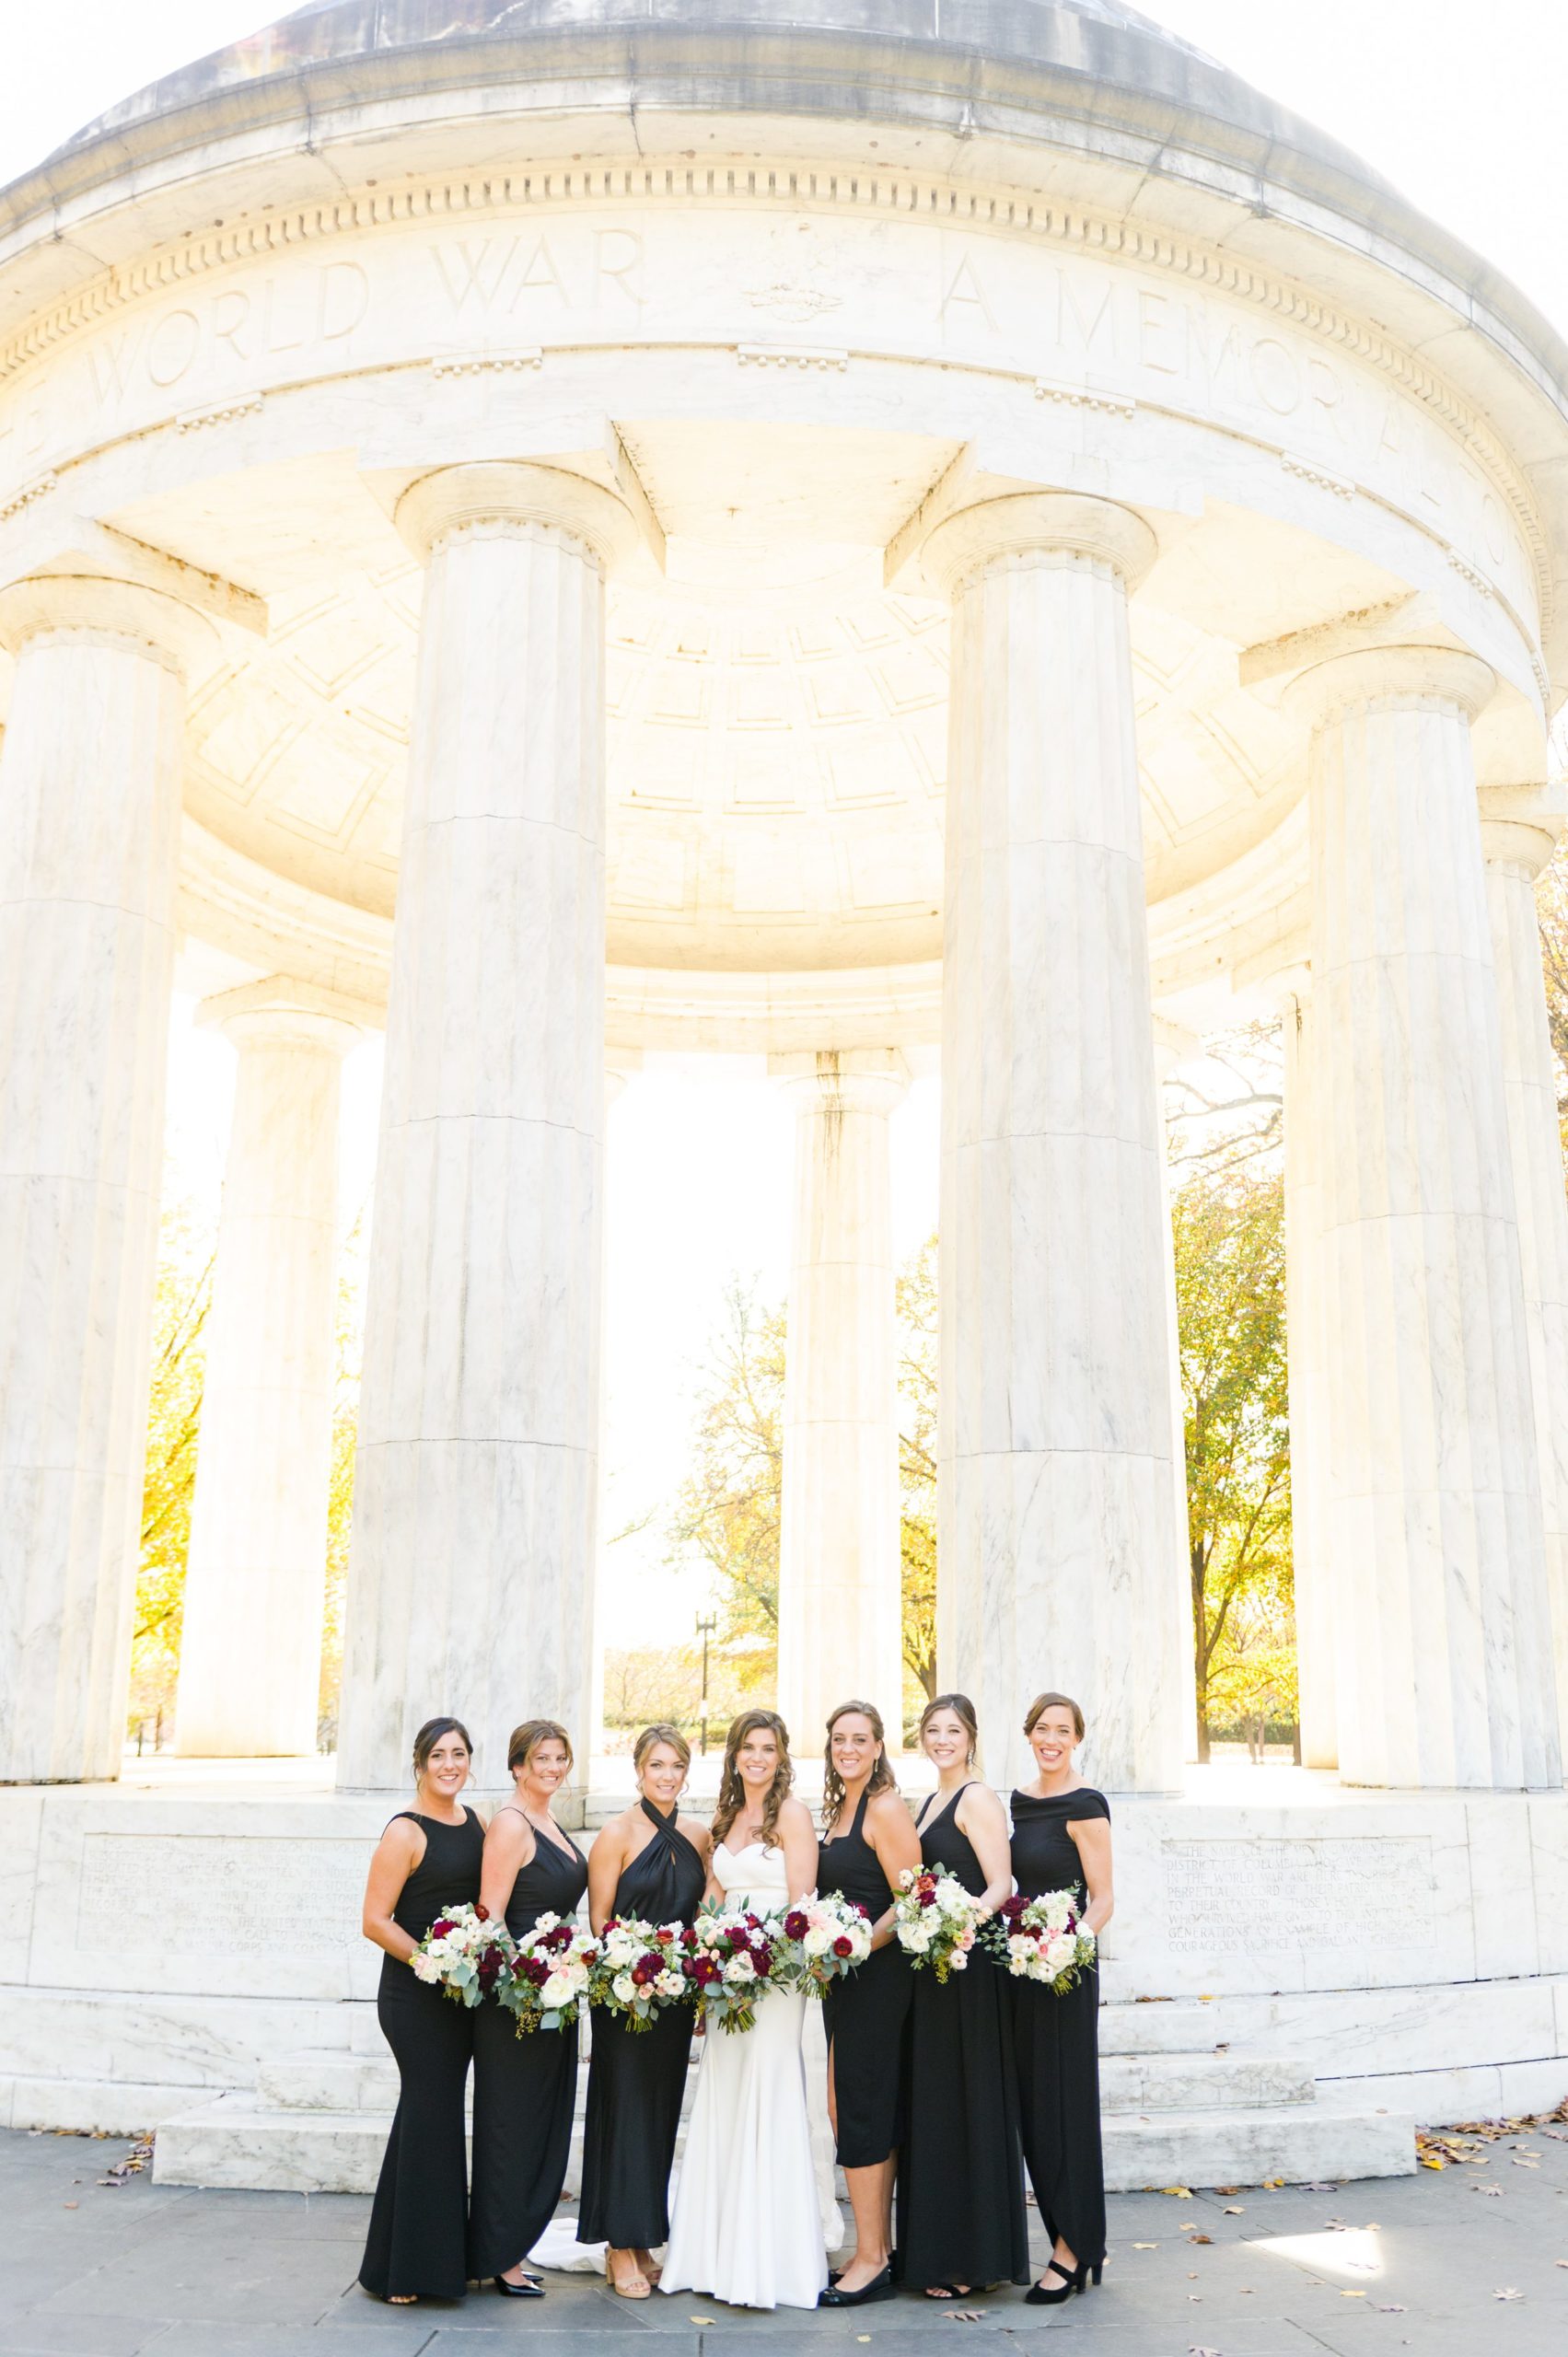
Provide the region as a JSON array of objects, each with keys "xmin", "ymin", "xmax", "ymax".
[{"xmin": 6, "ymin": 3, "xmax": 1564, "ymax": 1642}]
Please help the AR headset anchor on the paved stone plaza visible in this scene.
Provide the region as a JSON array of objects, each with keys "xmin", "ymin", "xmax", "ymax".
[{"xmin": 5, "ymin": 2121, "xmax": 1568, "ymax": 2357}]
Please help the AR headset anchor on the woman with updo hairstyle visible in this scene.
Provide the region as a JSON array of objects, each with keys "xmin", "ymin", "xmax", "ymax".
[
  {"xmin": 1011, "ymin": 1690, "xmax": 1113, "ymax": 2305},
  {"xmin": 814, "ymin": 1699, "xmax": 921, "ymax": 2308},
  {"xmin": 577, "ymin": 1724, "xmax": 712, "ymax": 2296},
  {"xmin": 468, "ymin": 1719, "xmax": 587, "ymax": 2298},
  {"xmin": 897, "ymin": 1693, "xmax": 1028, "ymax": 2301},
  {"xmin": 358, "ymin": 1716, "xmax": 484, "ymax": 2304}
]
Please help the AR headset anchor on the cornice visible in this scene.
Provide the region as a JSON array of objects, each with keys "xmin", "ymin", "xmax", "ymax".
[{"xmin": 0, "ymin": 158, "xmax": 1551, "ymax": 635}]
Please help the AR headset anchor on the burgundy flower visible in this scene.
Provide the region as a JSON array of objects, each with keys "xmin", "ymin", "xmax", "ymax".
[
  {"xmin": 544, "ymin": 1923, "xmax": 573, "ymax": 1950},
  {"xmin": 688, "ymin": 1954, "xmax": 721, "ymax": 1987},
  {"xmin": 523, "ymin": 1955, "xmax": 551, "ymax": 1987},
  {"xmin": 918, "ymin": 1886, "xmax": 937, "ymax": 1910},
  {"xmin": 832, "ymin": 1934, "xmax": 853, "ymax": 1958},
  {"xmin": 752, "ymin": 1947, "xmax": 773, "ymax": 1979},
  {"xmin": 1001, "ymin": 1894, "xmax": 1027, "ymax": 1923},
  {"xmin": 784, "ymin": 1910, "xmax": 808, "ymax": 1940},
  {"xmin": 430, "ymin": 1918, "xmax": 455, "ymax": 1939},
  {"xmin": 631, "ymin": 1956, "xmax": 658, "ymax": 1986}
]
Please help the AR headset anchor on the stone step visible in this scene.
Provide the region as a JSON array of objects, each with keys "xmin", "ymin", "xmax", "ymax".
[
  {"xmin": 154, "ymin": 2087, "xmax": 1414, "ymax": 2199},
  {"xmin": 1098, "ymin": 2002, "xmax": 1227, "ymax": 2055},
  {"xmin": 1099, "ymin": 2053, "xmax": 1314, "ymax": 2111}
]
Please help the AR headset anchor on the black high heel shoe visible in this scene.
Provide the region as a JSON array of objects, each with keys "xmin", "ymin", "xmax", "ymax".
[
  {"xmin": 819, "ymin": 2263, "xmax": 895, "ymax": 2308},
  {"xmin": 492, "ymin": 2270, "xmax": 545, "ymax": 2298},
  {"xmin": 1024, "ymin": 2258, "xmax": 1084, "ymax": 2305}
]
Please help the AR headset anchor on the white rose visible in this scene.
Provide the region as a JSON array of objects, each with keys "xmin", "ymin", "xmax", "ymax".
[
  {"xmin": 725, "ymin": 1953, "xmax": 756, "ymax": 1984},
  {"xmin": 903, "ymin": 1925, "xmax": 932, "ymax": 1954},
  {"xmin": 611, "ymin": 1972, "xmax": 636, "ymax": 2004},
  {"xmin": 949, "ymin": 1949, "xmax": 970, "ymax": 1971},
  {"xmin": 411, "ymin": 1953, "xmax": 440, "ymax": 1982},
  {"xmin": 656, "ymin": 1969, "xmax": 685, "ymax": 2000},
  {"xmin": 802, "ymin": 1926, "xmax": 830, "ymax": 1956},
  {"xmin": 540, "ymin": 1970, "xmax": 574, "ymax": 2010}
]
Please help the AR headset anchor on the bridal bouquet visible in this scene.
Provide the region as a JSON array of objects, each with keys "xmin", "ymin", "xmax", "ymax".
[
  {"xmin": 587, "ymin": 1916, "xmax": 691, "ymax": 2033},
  {"xmin": 781, "ymin": 1893, "xmax": 874, "ymax": 1995},
  {"xmin": 495, "ymin": 1913, "xmax": 598, "ymax": 2035},
  {"xmin": 408, "ymin": 1903, "xmax": 515, "ymax": 2006},
  {"xmin": 682, "ymin": 1905, "xmax": 784, "ymax": 2034},
  {"xmin": 892, "ymin": 1866, "xmax": 986, "ymax": 1983},
  {"xmin": 986, "ymin": 1887, "xmax": 1097, "ymax": 1993}
]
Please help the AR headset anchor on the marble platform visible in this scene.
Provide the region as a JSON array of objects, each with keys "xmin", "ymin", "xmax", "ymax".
[{"xmin": 4, "ymin": 1759, "xmax": 1565, "ymax": 2191}]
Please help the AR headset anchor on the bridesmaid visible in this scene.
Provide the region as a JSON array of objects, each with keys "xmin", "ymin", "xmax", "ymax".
[
  {"xmin": 469, "ymin": 1719, "xmax": 588, "ymax": 2298},
  {"xmin": 815, "ymin": 1698, "xmax": 920, "ymax": 2309},
  {"xmin": 358, "ymin": 1716, "xmax": 485, "ymax": 2305},
  {"xmin": 1011, "ymin": 1690, "xmax": 1114, "ymax": 2305},
  {"xmin": 898, "ymin": 1692, "xmax": 1028, "ymax": 2300},
  {"xmin": 578, "ymin": 1723, "xmax": 711, "ymax": 2298}
]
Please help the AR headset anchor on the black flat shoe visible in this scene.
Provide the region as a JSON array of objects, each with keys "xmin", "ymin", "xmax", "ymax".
[
  {"xmin": 1024, "ymin": 2260, "xmax": 1083, "ymax": 2305},
  {"xmin": 493, "ymin": 2271, "xmax": 545, "ymax": 2298},
  {"xmin": 819, "ymin": 2265, "xmax": 895, "ymax": 2308}
]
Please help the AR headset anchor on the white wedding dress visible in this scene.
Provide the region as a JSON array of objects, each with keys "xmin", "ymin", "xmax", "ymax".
[{"xmin": 659, "ymin": 1839, "xmax": 832, "ymax": 2311}]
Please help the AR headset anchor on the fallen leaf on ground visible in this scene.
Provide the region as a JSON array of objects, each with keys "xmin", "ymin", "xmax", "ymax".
[
  {"xmin": 1262, "ymin": 2177, "xmax": 1284, "ymax": 2189},
  {"xmin": 1213, "ymin": 2185, "xmax": 1240, "ymax": 2195},
  {"xmin": 1512, "ymin": 2157, "xmax": 1540, "ymax": 2168},
  {"xmin": 1223, "ymin": 2205, "xmax": 1244, "ymax": 2214},
  {"xmin": 1342, "ymin": 2290, "xmax": 1367, "ymax": 2299},
  {"xmin": 1162, "ymin": 2186, "xmax": 1194, "ymax": 2198},
  {"xmin": 689, "ymin": 2317, "xmax": 714, "ymax": 2325},
  {"xmin": 62, "ymin": 2201, "xmax": 76, "ymax": 2211},
  {"xmin": 1494, "ymin": 2289, "xmax": 1524, "ymax": 2302},
  {"xmin": 940, "ymin": 2310, "xmax": 987, "ymax": 2322},
  {"xmin": 1376, "ymin": 2305, "xmax": 1408, "ymax": 2315},
  {"xmin": 1191, "ymin": 2234, "xmax": 1214, "ymax": 2245},
  {"xmin": 1300, "ymin": 2180, "xmax": 1339, "ymax": 2191},
  {"xmin": 1473, "ymin": 2185, "xmax": 1504, "ymax": 2198}
]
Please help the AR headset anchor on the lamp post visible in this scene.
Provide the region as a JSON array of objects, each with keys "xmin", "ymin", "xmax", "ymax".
[{"xmin": 695, "ymin": 1612, "xmax": 717, "ymax": 1756}]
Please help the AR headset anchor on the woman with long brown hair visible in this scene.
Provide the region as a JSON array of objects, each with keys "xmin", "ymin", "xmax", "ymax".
[
  {"xmin": 468, "ymin": 1718, "xmax": 587, "ymax": 2299},
  {"xmin": 898, "ymin": 1692, "xmax": 1028, "ymax": 2300},
  {"xmin": 1012, "ymin": 1690, "xmax": 1113, "ymax": 2305},
  {"xmin": 815, "ymin": 1698, "xmax": 921, "ymax": 2308},
  {"xmin": 578, "ymin": 1723, "xmax": 711, "ymax": 2297},
  {"xmin": 659, "ymin": 1709, "xmax": 828, "ymax": 2311},
  {"xmin": 358, "ymin": 1716, "xmax": 485, "ymax": 2305}
]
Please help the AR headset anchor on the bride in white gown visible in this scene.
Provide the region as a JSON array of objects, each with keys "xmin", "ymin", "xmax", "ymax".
[{"xmin": 660, "ymin": 1710, "xmax": 831, "ymax": 2312}]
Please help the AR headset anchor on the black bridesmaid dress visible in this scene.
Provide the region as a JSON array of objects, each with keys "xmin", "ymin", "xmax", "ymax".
[
  {"xmin": 577, "ymin": 1800, "xmax": 705, "ymax": 2250},
  {"xmin": 817, "ymin": 1785, "xmax": 912, "ymax": 2168},
  {"xmin": 1009, "ymin": 1786, "xmax": 1110, "ymax": 2274},
  {"xmin": 896, "ymin": 1784, "xmax": 1028, "ymax": 2293},
  {"xmin": 359, "ymin": 1805, "xmax": 485, "ymax": 2301},
  {"xmin": 468, "ymin": 1813, "xmax": 589, "ymax": 2280}
]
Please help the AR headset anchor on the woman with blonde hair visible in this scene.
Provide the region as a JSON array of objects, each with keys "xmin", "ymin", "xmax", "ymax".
[
  {"xmin": 578, "ymin": 1723, "xmax": 711, "ymax": 2297},
  {"xmin": 815, "ymin": 1698, "xmax": 920, "ymax": 2308},
  {"xmin": 468, "ymin": 1719, "xmax": 587, "ymax": 2299},
  {"xmin": 659, "ymin": 1709, "xmax": 828, "ymax": 2310},
  {"xmin": 898, "ymin": 1692, "xmax": 1028, "ymax": 2300}
]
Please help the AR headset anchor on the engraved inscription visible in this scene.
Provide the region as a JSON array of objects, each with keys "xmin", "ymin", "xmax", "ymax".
[
  {"xmin": 1162, "ymin": 1837, "xmax": 1435, "ymax": 1956},
  {"xmin": 81, "ymin": 1834, "xmax": 368, "ymax": 1954}
]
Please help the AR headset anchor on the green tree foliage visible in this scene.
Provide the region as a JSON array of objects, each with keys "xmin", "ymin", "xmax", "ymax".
[
  {"xmin": 130, "ymin": 1180, "xmax": 215, "ymax": 1732},
  {"xmin": 1172, "ymin": 1161, "xmax": 1293, "ymax": 1758}
]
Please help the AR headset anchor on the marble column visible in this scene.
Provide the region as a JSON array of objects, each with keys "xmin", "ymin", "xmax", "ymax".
[
  {"xmin": 1276, "ymin": 976, "xmax": 1340, "ymax": 1769},
  {"xmin": 1151, "ymin": 1016, "xmax": 1201, "ymax": 1764},
  {"xmin": 0, "ymin": 575, "xmax": 211, "ymax": 1781},
  {"xmin": 175, "ymin": 981, "xmax": 363, "ymax": 1758},
  {"xmin": 925, "ymin": 493, "xmax": 1187, "ymax": 1794},
  {"xmin": 587, "ymin": 1048, "xmax": 644, "ymax": 1765},
  {"xmin": 773, "ymin": 1049, "xmax": 910, "ymax": 1750},
  {"xmin": 336, "ymin": 464, "xmax": 633, "ymax": 1792},
  {"xmin": 1295, "ymin": 645, "xmax": 1560, "ymax": 1788},
  {"xmin": 1479, "ymin": 785, "xmax": 1568, "ymax": 1755}
]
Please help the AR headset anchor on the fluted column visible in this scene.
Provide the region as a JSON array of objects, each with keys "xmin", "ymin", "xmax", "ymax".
[
  {"xmin": 1276, "ymin": 974, "xmax": 1339, "ymax": 1769},
  {"xmin": 1479, "ymin": 784, "xmax": 1568, "ymax": 1757},
  {"xmin": 175, "ymin": 981, "xmax": 364, "ymax": 1758},
  {"xmin": 1151, "ymin": 1016, "xmax": 1200, "ymax": 1764},
  {"xmin": 1295, "ymin": 645, "xmax": 1560, "ymax": 1788},
  {"xmin": 0, "ymin": 575, "xmax": 212, "ymax": 1780},
  {"xmin": 337, "ymin": 463, "xmax": 633, "ymax": 1791},
  {"xmin": 927, "ymin": 493, "xmax": 1186, "ymax": 1794},
  {"xmin": 773, "ymin": 1049, "xmax": 910, "ymax": 1749}
]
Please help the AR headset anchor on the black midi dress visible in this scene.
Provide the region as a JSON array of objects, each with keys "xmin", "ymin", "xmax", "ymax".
[
  {"xmin": 468, "ymin": 1813, "xmax": 589, "ymax": 2278},
  {"xmin": 1009, "ymin": 1786, "xmax": 1109, "ymax": 2272},
  {"xmin": 817, "ymin": 1785, "xmax": 912, "ymax": 2168},
  {"xmin": 577, "ymin": 1799, "xmax": 705, "ymax": 2249},
  {"xmin": 896, "ymin": 1783, "xmax": 1028, "ymax": 2292},
  {"xmin": 359, "ymin": 1805, "xmax": 485, "ymax": 2302}
]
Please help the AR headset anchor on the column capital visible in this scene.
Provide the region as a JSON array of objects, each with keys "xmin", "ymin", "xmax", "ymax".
[
  {"xmin": 197, "ymin": 976, "xmax": 373, "ymax": 1057},
  {"xmin": 0, "ymin": 571, "xmax": 220, "ymax": 675},
  {"xmin": 770, "ymin": 1046, "xmax": 912, "ymax": 1120},
  {"xmin": 394, "ymin": 460, "xmax": 638, "ymax": 574},
  {"xmin": 1478, "ymin": 783, "xmax": 1567, "ymax": 878},
  {"xmin": 918, "ymin": 492, "xmax": 1157, "ymax": 600},
  {"xmin": 1284, "ymin": 643, "xmax": 1494, "ymax": 734}
]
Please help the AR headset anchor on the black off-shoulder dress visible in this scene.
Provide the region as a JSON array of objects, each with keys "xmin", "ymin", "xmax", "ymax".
[
  {"xmin": 1009, "ymin": 1786, "xmax": 1109, "ymax": 2273},
  {"xmin": 817, "ymin": 1784, "xmax": 912, "ymax": 2168}
]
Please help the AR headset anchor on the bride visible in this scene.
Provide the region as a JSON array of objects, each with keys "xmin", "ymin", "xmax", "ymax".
[{"xmin": 660, "ymin": 1709, "xmax": 830, "ymax": 2311}]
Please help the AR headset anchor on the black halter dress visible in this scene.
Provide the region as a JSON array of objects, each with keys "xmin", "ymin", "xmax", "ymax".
[
  {"xmin": 1009, "ymin": 1786, "xmax": 1109, "ymax": 2272},
  {"xmin": 468, "ymin": 1811, "xmax": 589, "ymax": 2278},
  {"xmin": 359, "ymin": 1805, "xmax": 485, "ymax": 2302},
  {"xmin": 577, "ymin": 1799, "xmax": 706, "ymax": 2248},
  {"xmin": 817, "ymin": 1784, "xmax": 912, "ymax": 2168},
  {"xmin": 896, "ymin": 1783, "xmax": 1028, "ymax": 2292}
]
